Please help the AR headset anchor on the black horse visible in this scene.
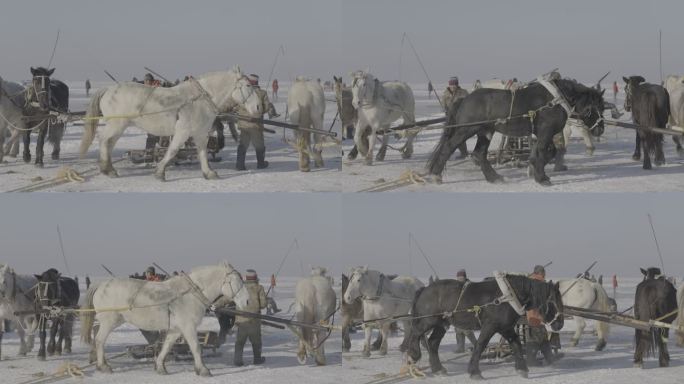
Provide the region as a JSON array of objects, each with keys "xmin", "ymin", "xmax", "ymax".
[
  {"xmin": 23, "ymin": 67, "xmax": 69, "ymax": 167},
  {"xmin": 34, "ymin": 268, "xmax": 80, "ymax": 360},
  {"xmin": 427, "ymin": 76, "xmax": 605, "ymax": 186},
  {"xmin": 622, "ymin": 76, "xmax": 669, "ymax": 170},
  {"xmin": 633, "ymin": 267, "xmax": 677, "ymax": 368},
  {"xmin": 400, "ymin": 275, "xmax": 564, "ymax": 379}
]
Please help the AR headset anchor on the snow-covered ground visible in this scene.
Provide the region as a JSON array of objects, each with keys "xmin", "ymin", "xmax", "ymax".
[
  {"xmin": 341, "ymin": 83, "xmax": 684, "ymax": 192},
  {"xmin": 0, "ymin": 276, "xmax": 342, "ymax": 384},
  {"xmin": 0, "ymin": 81, "xmax": 341, "ymax": 192},
  {"xmin": 343, "ymin": 276, "xmax": 684, "ymax": 384}
]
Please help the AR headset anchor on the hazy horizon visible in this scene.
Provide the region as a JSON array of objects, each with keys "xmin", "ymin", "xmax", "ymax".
[{"xmin": 1, "ymin": 1, "xmax": 682, "ymax": 86}]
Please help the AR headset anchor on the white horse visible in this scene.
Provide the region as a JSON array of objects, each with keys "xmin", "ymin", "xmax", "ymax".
[
  {"xmin": 665, "ymin": 75, "xmax": 684, "ymax": 156},
  {"xmin": 0, "ymin": 78, "xmax": 29, "ymax": 162},
  {"xmin": 343, "ymin": 266, "xmax": 423, "ymax": 357},
  {"xmin": 676, "ymin": 284, "xmax": 684, "ymax": 347},
  {"xmin": 80, "ymin": 262, "xmax": 248, "ymax": 376},
  {"xmin": 350, "ymin": 71, "xmax": 416, "ymax": 165},
  {"xmin": 287, "ymin": 77, "xmax": 326, "ymax": 172},
  {"xmin": 0, "ymin": 264, "xmax": 38, "ymax": 358},
  {"xmin": 79, "ymin": 67, "xmax": 261, "ymax": 181},
  {"xmin": 294, "ymin": 266, "xmax": 337, "ymax": 365},
  {"xmin": 559, "ymin": 278, "xmax": 611, "ymax": 350}
]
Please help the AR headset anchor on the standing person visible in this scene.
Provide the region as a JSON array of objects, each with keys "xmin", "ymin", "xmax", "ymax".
[
  {"xmin": 234, "ymin": 74, "xmax": 279, "ymax": 171},
  {"xmin": 85, "ymin": 79, "xmax": 91, "ymax": 97},
  {"xmin": 612, "ymin": 81, "xmax": 619, "ymax": 104},
  {"xmin": 427, "ymin": 81, "xmax": 434, "ymax": 99},
  {"xmin": 85, "ymin": 275, "xmax": 91, "ymax": 290},
  {"xmin": 525, "ymin": 265, "xmax": 560, "ymax": 366},
  {"xmin": 272, "ymin": 79, "xmax": 279, "ymax": 101},
  {"xmin": 453, "ymin": 269, "xmax": 478, "ymax": 353},
  {"xmin": 441, "ymin": 77, "xmax": 469, "ymax": 158},
  {"xmin": 144, "ymin": 266, "xmax": 161, "ymax": 282},
  {"xmin": 233, "ymin": 269, "xmax": 267, "ymax": 366}
]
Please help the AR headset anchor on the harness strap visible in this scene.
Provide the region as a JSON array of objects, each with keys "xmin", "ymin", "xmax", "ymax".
[
  {"xmin": 493, "ymin": 271, "xmax": 526, "ymax": 315},
  {"xmin": 537, "ymin": 77, "xmax": 573, "ymax": 116}
]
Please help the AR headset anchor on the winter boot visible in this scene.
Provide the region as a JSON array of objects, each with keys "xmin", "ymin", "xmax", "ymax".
[
  {"xmin": 256, "ymin": 149, "xmax": 269, "ymax": 169},
  {"xmin": 236, "ymin": 145, "xmax": 247, "ymax": 171}
]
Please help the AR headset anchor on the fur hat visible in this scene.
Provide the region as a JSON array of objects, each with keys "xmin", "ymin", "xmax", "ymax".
[
  {"xmin": 144, "ymin": 73, "xmax": 154, "ymax": 82},
  {"xmin": 245, "ymin": 269, "xmax": 258, "ymax": 281},
  {"xmin": 448, "ymin": 76, "xmax": 459, "ymax": 86},
  {"xmin": 456, "ymin": 269, "xmax": 467, "ymax": 278},
  {"xmin": 533, "ymin": 265, "xmax": 545, "ymax": 276},
  {"xmin": 146, "ymin": 266, "xmax": 155, "ymax": 274}
]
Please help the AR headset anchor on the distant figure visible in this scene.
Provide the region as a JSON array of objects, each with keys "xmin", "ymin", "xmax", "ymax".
[
  {"xmin": 612, "ymin": 81, "xmax": 619, "ymax": 103},
  {"xmin": 85, "ymin": 275, "xmax": 91, "ymax": 289},
  {"xmin": 272, "ymin": 79, "xmax": 279, "ymax": 101},
  {"xmin": 473, "ymin": 79, "xmax": 482, "ymax": 90},
  {"xmin": 74, "ymin": 275, "xmax": 79, "ymax": 288},
  {"xmin": 85, "ymin": 79, "xmax": 91, "ymax": 97},
  {"xmin": 144, "ymin": 266, "xmax": 161, "ymax": 282},
  {"xmin": 427, "ymin": 81, "xmax": 433, "ymax": 99}
]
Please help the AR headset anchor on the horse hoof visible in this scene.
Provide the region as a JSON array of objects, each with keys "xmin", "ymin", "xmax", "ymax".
[
  {"xmin": 434, "ymin": 368, "xmax": 448, "ymax": 376},
  {"xmin": 347, "ymin": 153, "xmax": 357, "ymax": 161},
  {"xmin": 362, "ymin": 349, "xmax": 371, "ymax": 358},
  {"xmin": 595, "ymin": 339, "xmax": 606, "ymax": 351},
  {"xmin": 197, "ymin": 367, "xmax": 212, "ymax": 377},
  {"xmin": 470, "ymin": 373, "xmax": 484, "ymax": 380},
  {"xmin": 633, "ymin": 362, "xmax": 643, "ymax": 369},
  {"xmin": 379, "ymin": 349, "xmax": 388, "ymax": 356},
  {"xmin": 632, "ymin": 154, "xmax": 641, "ymax": 161},
  {"xmin": 553, "ymin": 164, "xmax": 568, "ymax": 172},
  {"xmin": 300, "ymin": 167, "xmax": 311, "ymax": 173},
  {"xmin": 517, "ymin": 369, "xmax": 529, "ymax": 378},
  {"xmin": 425, "ymin": 174, "xmax": 442, "ymax": 184},
  {"xmin": 538, "ymin": 179, "xmax": 552, "ymax": 187},
  {"xmin": 38, "ymin": 355, "xmax": 46, "ymax": 361},
  {"xmin": 23, "ymin": 155, "xmax": 31, "ymax": 163},
  {"xmin": 487, "ymin": 175, "xmax": 504, "ymax": 184},
  {"xmin": 297, "ymin": 353, "xmax": 307, "ymax": 365},
  {"xmin": 570, "ymin": 338, "xmax": 579, "ymax": 347},
  {"xmin": 660, "ymin": 361, "xmax": 669, "ymax": 368},
  {"xmin": 154, "ymin": 172, "xmax": 166, "ymax": 182},
  {"xmin": 401, "ymin": 152, "xmax": 412, "ymax": 160},
  {"xmin": 35, "ymin": 162, "xmax": 44, "ymax": 168},
  {"xmin": 52, "ymin": 153, "xmax": 60, "ymax": 160},
  {"xmin": 98, "ymin": 364, "xmax": 113, "ymax": 373},
  {"xmin": 364, "ymin": 158, "xmax": 373, "ymax": 166},
  {"xmin": 342, "ymin": 347, "xmax": 350, "ymax": 353},
  {"xmin": 585, "ymin": 149, "xmax": 595, "ymax": 157},
  {"xmin": 376, "ymin": 153, "xmax": 386, "ymax": 161},
  {"xmin": 642, "ymin": 164, "xmax": 652, "ymax": 170},
  {"xmin": 203, "ymin": 170, "xmax": 219, "ymax": 180}
]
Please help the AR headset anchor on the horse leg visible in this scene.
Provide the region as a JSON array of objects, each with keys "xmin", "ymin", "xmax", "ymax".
[
  {"xmin": 371, "ymin": 331, "xmax": 383, "ymax": 350},
  {"xmin": 98, "ymin": 123, "xmax": 124, "ymax": 177},
  {"xmin": 155, "ymin": 129, "xmax": 190, "ymax": 181},
  {"xmin": 553, "ymin": 132, "xmax": 568, "ymax": 172},
  {"xmin": 673, "ymin": 136, "xmax": 684, "ymax": 157},
  {"xmin": 641, "ymin": 133, "xmax": 652, "ymax": 170},
  {"xmin": 379, "ymin": 322, "xmax": 390, "ymax": 355},
  {"xmin": 571, "ymin": 317, "xmax": 585, "ymax": 347},
  {"xmin": 427, "ymin": 126, "xmax": 480, "ymax": 179},
  {"xmin": 658, "ymin": 329, "xmax": 670, "ymax": 367},
  {"xmin": 0, "ymin": 323, "xmax": 3, "ymax": 360},
  {"xmin": 401, "ymin": 129, "xmax": 418, "ymax": 160},
  {"xmin": 472, "ymin": 132, "xmax": 503, "ymax": 183},
  {"xmin": 353, "ymin": 122, "xmax": 369, "ymax": 158},
  {"xmin": 193, "ymin": 132, "xmax": 218, "ymax": 180},
  {"xmin": 632, "ymin": 132, "xmax": 641, "ymax": 161},
  {"xmin": 297, "ymin": 329, "xmax": 308, "ymax": 364},
  {"xmin": 50, "ymin": 122, "xmax": 63, "ymax": 160},
  {"xmin": 362, "ymin": 325, "xmax": 372, "ymax": 357},
  {"xmin": 375, "ymin": 130, "xmax": 389, "ymax": 161},
  {"xmin": 427, "ymin": 325, "xmax": 447, "ymax": 375},
  {"xmin": 634, "ymin": 329, "xmax": 646, "ymax": 368},
  {"xmin": 179, "ymin": 325, "xmax": 211, "ymax": 376},
  {"xmin": 37, "ymin": 317, "xmax": 47, "ymax": 361},
  {"xmin": 95, "ymin": 314, "xmax": 122, "ymax": 373},
  {"xmin": 5, "ymin": 128, "xmax": 22, "ymax": 158},
  {"xmin": 47, "ymin": 319, "xmax": 58, "ymax": 356},
  {"xmin": 529, "ymin": 131, "xmax": 555, "ymax": 186},
  {"xmin": 56, "ymin": 320, "xmax": 65, "ymax": 355},
  {"xmin": 63, "ymin": 315, "xmax": 73, "ymax": 354},
  {"xmin": 654, "ymin": 135, "xmax": 665, "ymax": 166},
  {"xmin": 35, "ymin": 122, "xmax": 47, "ymax": 167},
  {"xmin": 365, "ymin": 129, "xmax": 378, "ymax": 166},
  {"xmin": 581, "ymin": 127, "xmax": 595, "ymax": 156},
  {"xmin": 22, "ymin": 130, "xmax": 31, "ymax": 163},
  {"xmin": 468, "ymin": 325, "xmax": 496, "ymax": 380},
  {"xmin": 314, "ymin": 329, "xmax": 327, "ymax": 365},
  {"xmin": 342, "ymin": 316, "xmax": 351, "ymax": 352},
  {"xmin": 155, "ymin": 330, "xmax": 181, "ymax": 375},
  {"xmin": 501, "ymin": 328, "xmax": 528, "ymax": 378}
]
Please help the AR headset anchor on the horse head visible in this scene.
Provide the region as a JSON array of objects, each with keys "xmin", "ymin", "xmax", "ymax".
[
  {"xmin": 29, "ymin": 66, "xmax": 55, "ymax": 111},
  {"xmin": 640, "ymin": 267, "xmax": 662, "ymax": 280},
  {"xmin": 230, "ymin": 73, "xmax": 261, "ymax": 116},
  {"xmin": 576, "ymin": 85, "xmax": 606, "ymax": 137},
  {"xmin": 350, "ymin": 71, "xmax": 375, "ymax": 109},
  {"xmin": 622, "ymin": 75, "xmax": 646, "ymax": 112},
  {"xmin": 542, "ymin": 280, "xmax": 564, "ymax": 331},
  {"xmin": 343, "ymin": 266, "xmax": 370, "ymax": 304},
  {"xmin": 311, "ymin": 266, "xmax": 327, "ymax": 277},
  {"xmin": 219, "ymin": 262, "xmax": 248, "ymax": 309},
  {"xmin": 35, "ymin": 268, "xmax": 62, "ymax": 305}
]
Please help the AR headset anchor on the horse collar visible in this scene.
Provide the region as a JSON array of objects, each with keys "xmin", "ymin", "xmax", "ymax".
[
  {"xmin": 493, "ymin": 271, "xmax": 526, "ymax": 315},
  {"xmin": 537, "ymin": 77, "xmax": 574, "ymax": 116}
]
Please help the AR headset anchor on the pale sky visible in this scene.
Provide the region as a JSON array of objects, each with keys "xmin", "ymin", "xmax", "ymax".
[
  {"xmin": 1, "ymin": 193, "xmax": 682, "ymax": 279},
  {"xmin": 0, "ymin": 0, "xmax": 681, "ymax": 84}
]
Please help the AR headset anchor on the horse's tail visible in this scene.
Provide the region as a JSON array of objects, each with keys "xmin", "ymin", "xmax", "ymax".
[
  {"xmin": 47, "ymin": 121, "xmax": 65, "ymax": 146},
  {"xmin": 593, "ymin": 283, "xmax": 611, "ymax": 339},
  {"xmin": 80, "ymin": 284, "xmax": 98, "ymax": 345},
  {"xmin": 643, "ymin": 93, "xmax": 665, "ymax": 158},
  {"xmin": 399, "ymin": 286, "xmax": 426, "ymax": 353},
  {"xmin": 79, "ymin": 88, "xmax": 106, "ymax": 158},
  {"xmin": 426, "ymin": 98, "xmax": 464, "ymax": 175}
]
